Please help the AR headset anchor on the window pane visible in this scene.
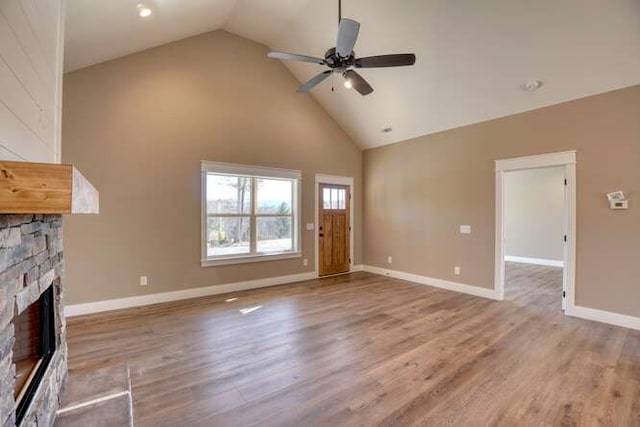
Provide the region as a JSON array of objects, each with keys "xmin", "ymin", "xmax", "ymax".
[
  {"xmin": 257, "ymin": 217, "xmax": 293, "ymax": 253},
  {"xmin": 206, "ymin": 174, "xmax": 251, "ymax": 214},
  {"xmin": 257, "ymin": 179, "xmax": 292, "ymax": 214},
  {"xmin": 323, "ymin": 188, "xmax": 332, "ymax": 209},
  {"xmin": 322, "ymin": 187, "xmax": 346, "ymax": 210},
  {"xmin": 207, "ymin": 216, "xmax": 250, "ymax": 256}
]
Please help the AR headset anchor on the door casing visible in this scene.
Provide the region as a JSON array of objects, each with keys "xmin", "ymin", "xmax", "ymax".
[{"xmin": 495, "ymin": 150, "xmax": 576, "ymax": 312}]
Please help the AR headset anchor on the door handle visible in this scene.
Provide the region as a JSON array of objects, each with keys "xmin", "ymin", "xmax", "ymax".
[{"xmin": 319, "ymin": 233, "xmax": 324, "ymax": 237}]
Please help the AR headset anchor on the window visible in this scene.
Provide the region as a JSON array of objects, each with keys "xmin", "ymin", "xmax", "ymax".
[
  {"xmin": 322, "ymin": 187, "xmax": 347, "ymax": 210},
  {"xmin": 201, "ymin": 161, "xmax": 301, "ymax": 266}
]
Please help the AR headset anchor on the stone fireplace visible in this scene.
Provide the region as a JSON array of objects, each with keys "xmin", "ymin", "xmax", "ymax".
[
  {"xmin": 0, "ymin": 215, "xmax": 67, "ymax": 427},
  {"xmin": 0, "ymin": 160, "xmax": 98, "ymax": 427}
]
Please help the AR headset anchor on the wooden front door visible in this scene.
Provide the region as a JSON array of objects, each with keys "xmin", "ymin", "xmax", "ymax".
[{"xmin": 319, "ymin": 184, "xmax": 350, "ymax": 276}]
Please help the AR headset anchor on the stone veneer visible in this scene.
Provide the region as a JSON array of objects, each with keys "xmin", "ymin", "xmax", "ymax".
[{"xmin": 0, "ymin": 215, "xmax": 67, "ymax": 427}]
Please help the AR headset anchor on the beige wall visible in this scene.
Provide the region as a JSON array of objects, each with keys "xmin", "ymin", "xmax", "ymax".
[
  {"xmin": 504, "ymin": 167, "xmax": 565, "ymax": 262},
  {"xmin": 364, "ymin": 85, "xmax": 640, "ymax": 317},
  {"xmin": 62, "ymin": 30, "xmax": 362, "ymax": 305},
  {"xmin": 62, "ymin": 28, "xmax": 640, "ymax": 318}
]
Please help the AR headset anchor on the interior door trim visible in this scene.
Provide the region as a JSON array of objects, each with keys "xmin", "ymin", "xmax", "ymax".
[{"xmin": 494, "ymin": 151, "xmax": 576, "ymax": 313}]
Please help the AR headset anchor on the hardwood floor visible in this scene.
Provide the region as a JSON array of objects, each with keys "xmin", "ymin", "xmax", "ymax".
[{"xmin": 65, "ymin": 265, "xmax": 640, "ymax": 426}]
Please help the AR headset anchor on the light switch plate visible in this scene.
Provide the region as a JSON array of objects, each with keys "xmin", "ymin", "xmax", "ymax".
[
  {"xmin": 460, "ymin": 225, "xmax": 472, "ymax": 234},
  {"xmin": 306, "ymin": 223, "xmax": 315, "ymax": 231}
]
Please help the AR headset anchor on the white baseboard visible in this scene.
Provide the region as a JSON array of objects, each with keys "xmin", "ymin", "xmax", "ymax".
[
  {"xmin": 64, "ymin": 271, "xmax": 317, "ymax": 317},
  {"xmin": 566, "ymin": 304, "xmax": 640, "ymax": 331},
  {"xmin": 504, "ymin": 256, "xmax": 564, "ymax": 268},
  {"xmin": 363, "ymin": 265, "xmax": 640, "ymax": 332},
  {"xmin": 65, "ymin": 265, "xmax": 640, "ymax": 333},
  {"xmin": 363, "ymin": 265, "xmax": 500, "ymax": 301}
]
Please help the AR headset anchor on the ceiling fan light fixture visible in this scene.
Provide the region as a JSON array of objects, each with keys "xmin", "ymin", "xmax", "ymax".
[
  {"xmin": 137, "ymin": 4, "xmax": 152, "ymax": 18},
  {"xmin": 344, "ymin": 79, "xmax": 353, "ymax": 89}
]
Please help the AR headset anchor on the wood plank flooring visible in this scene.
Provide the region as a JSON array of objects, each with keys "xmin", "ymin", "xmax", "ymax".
[{"xmin": 65, "ymin": 264, "xmax": 640, "ymax": 426}]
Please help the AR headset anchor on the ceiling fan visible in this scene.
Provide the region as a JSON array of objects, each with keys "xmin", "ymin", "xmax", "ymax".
[{"xmin": 267, "ymin": 0, "xmax": 416, "ymax": 96}]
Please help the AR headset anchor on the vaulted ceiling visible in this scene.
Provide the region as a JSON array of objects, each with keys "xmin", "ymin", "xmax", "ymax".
[{"xmin": 64, "ymin": 0, "xmax": 640, "ymax": 149}]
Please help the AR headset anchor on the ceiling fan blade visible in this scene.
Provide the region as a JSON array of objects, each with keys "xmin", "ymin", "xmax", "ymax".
[
  {"xmin": 344, "ymin": 70, "xmax": 373, "ymax": 96},
  {"xmin": 297, "ymin": 70, "xmax": 332, "ymax": 93},
  {"xmin": 355, "ymin": 54, "xmax": 416, "ymax": 68},
  {"xmin": 267, "ymin": 51, "xmax": 325, "ymax": 65},
  {"xmin": 336, "ymin": 19, "xmax": 360, "ymax": 58}
]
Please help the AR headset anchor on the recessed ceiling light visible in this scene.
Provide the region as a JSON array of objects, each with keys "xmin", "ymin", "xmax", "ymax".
[
  {"xmin": 522, "ymin": 80, "xmax": 543, "ymax": 92},
  {"xmin": 137, "ymin": 4, "xmax": 152, "ymax": 18}
]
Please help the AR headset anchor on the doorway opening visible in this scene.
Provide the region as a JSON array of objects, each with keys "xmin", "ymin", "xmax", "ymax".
[
  {"xmin": 315, "ymin": 174, "xmax": 354, "ymax": 277},
  {"xmin": 495, "ymin": 151, "xmax": 576, "ymax": 312},
  {"xmin": 503, "ymin": 166, "xmax": 565, "ymax": 310}
]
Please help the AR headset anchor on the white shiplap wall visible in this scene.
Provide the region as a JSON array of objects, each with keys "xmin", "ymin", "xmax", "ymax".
[{"xmin": 0, "ymin": 0, "xmax": 64, "ymax": 163}]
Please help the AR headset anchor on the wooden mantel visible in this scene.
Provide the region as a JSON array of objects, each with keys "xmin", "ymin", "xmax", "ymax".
[{"xmin": 0, "ymin": 161, "xmax": 99, "ymax": 214}]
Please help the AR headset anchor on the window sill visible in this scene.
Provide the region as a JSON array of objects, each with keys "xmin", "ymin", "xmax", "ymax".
[{"xmin": 201, "ymin": 251, "xmax": 302, "ymax": 267}]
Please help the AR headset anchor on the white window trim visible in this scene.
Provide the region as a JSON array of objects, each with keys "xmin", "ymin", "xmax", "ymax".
[
  {"xmin": 201, "ymin": 161, "xmax": 302, "ymax": 267},
  {"xmin": 201, "ymin": 161, "xmax": 301, "ymax": 180}
]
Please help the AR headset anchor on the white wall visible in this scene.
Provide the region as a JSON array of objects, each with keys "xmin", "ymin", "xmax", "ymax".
[
  {"xmin": 505, "ymin": 166, "xmax": 565, "ymax": 263},
  {"xmin": 0, "ymin": 0, "xmax": 65, "ymax": 163}
]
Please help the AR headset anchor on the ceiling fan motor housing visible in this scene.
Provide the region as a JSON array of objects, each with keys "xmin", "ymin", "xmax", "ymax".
[{"xmin": 324, "ymin": 47, "xmax": 355, "ymax": 70}]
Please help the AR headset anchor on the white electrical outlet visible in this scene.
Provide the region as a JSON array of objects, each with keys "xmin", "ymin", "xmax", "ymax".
[
  {"xmin": 387, "ymin": 256, "xmax": 393, "ymax": 264},
  {"xmin": 140, "ymin": 276, "xmax": 148, "ymax": 286},
  {"xmin": 303, "ymin": 258, "xmax": 308, "ymax": 267},
  {"xmin": 454, "ymin": 266, "xmax": 461, "ymax": 276},
  {"xmin": 460, "ymin": 225, "xmax": 471, "ymax": 234}
]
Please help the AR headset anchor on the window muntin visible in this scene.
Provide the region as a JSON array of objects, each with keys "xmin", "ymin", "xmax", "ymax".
[{"xmin": 202, "ymin": 162, "xmax": 301, "ymax": 265}]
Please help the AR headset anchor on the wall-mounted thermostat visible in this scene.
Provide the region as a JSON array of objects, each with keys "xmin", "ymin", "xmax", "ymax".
[
  {"xmin": 607, "ymin": 191, "xmax": 628, "ymax": 210},
  {"xmin": 610, "ymin": 200, "xmax": 629, "ymax": 210}
]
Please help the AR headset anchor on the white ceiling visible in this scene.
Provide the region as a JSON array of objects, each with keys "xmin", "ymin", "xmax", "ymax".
[{"xmin": 65, "ymin": 0, "xmax": 640, "ymax": 149}]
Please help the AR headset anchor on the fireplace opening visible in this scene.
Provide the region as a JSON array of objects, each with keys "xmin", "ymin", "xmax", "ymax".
[{"xmin": 12, "ymin": 285, "xmax": 56, "ymax": 424}]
